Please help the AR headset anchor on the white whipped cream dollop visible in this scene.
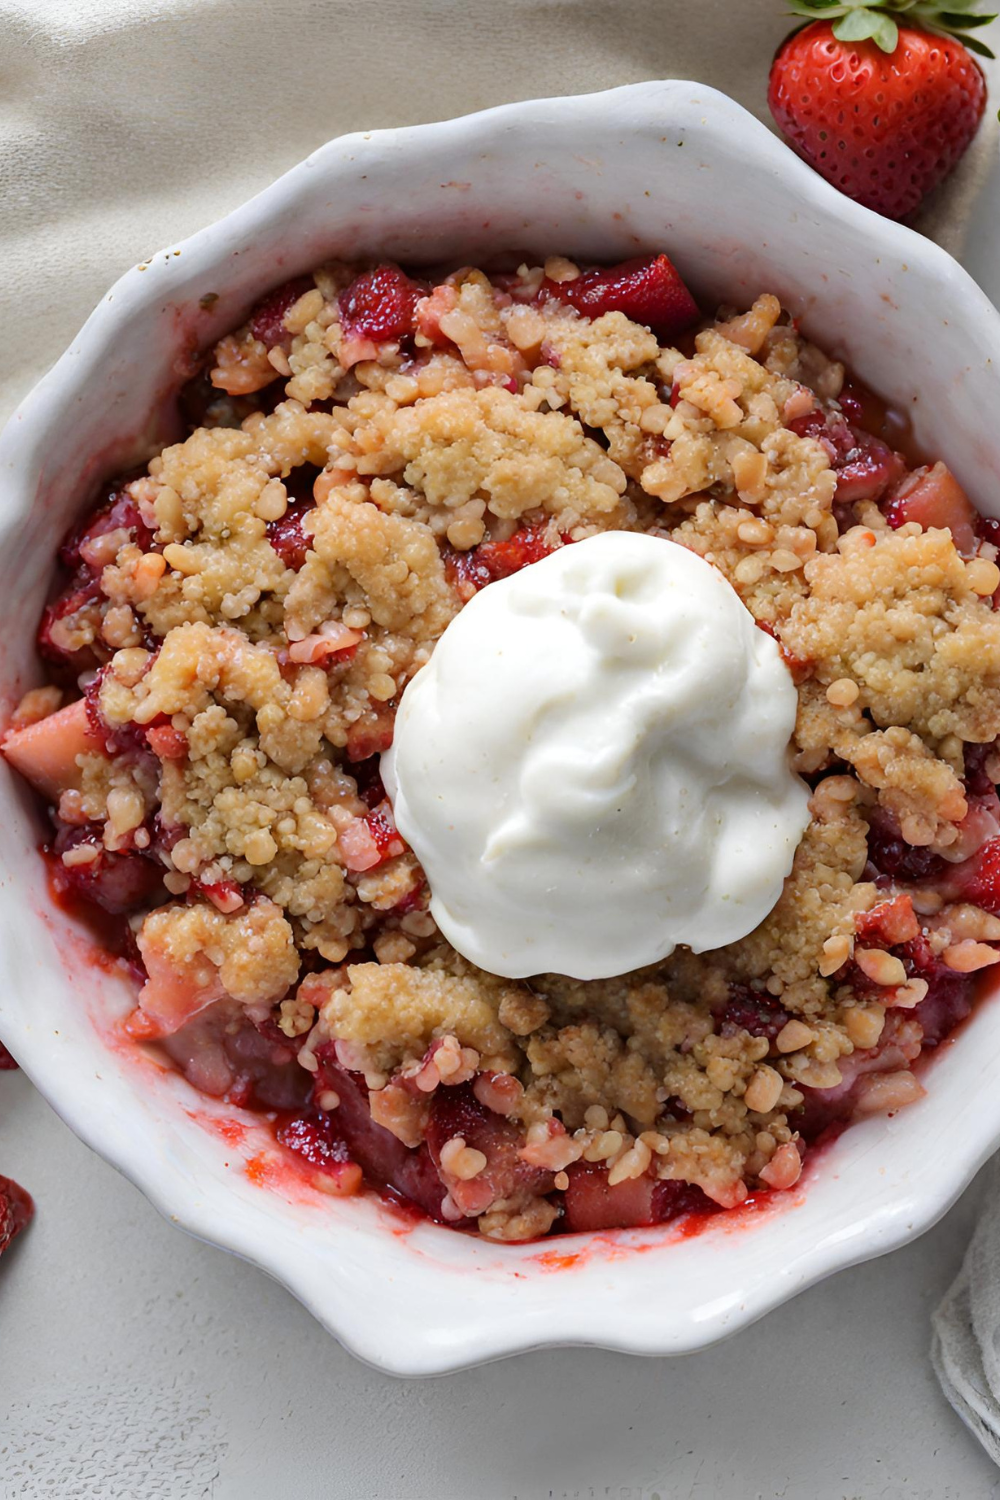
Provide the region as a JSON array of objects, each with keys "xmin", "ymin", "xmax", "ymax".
[{"xmin": 382, "ymin": 530, "xmax": 809, "ymax": 980}]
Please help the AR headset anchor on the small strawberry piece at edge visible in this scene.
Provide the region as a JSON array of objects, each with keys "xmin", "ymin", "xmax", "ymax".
[{"xmin": 0, "ymin": 1174, "xmax": 34, "ymax": 1255}]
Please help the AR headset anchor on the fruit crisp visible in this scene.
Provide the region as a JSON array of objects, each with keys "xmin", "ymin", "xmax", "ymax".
[{"xmin": 7, "ymin": 251, "xmax": 1000, "ymax": 1240}]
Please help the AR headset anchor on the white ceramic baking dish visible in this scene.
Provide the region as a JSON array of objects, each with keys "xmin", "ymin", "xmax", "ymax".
[{"xmin": 2, "ymin": 80, "xmax": 999, "ymax": 1376}]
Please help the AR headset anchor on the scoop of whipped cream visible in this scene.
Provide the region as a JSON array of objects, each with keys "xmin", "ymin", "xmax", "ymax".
[{"xmin": 382, "ymin": 530, "xmax": 810, "ymax": 980}]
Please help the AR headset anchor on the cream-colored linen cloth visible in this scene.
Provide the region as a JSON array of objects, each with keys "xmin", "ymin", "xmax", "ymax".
[
  {"xmin": 2, "ymin": 0, "xmax": 1000, "ymax": 1463},
  {"xmin": 0, "ymin": 0, "xmax": 995, "ymax": 429},
  {"xmin": 932, "ymin": 1158, "xmax": 1000, "ymax": 1468}
]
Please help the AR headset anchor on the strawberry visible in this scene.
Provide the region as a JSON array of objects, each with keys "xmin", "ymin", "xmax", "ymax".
[
  {"xmin": 0, "ymin": 1174, "xmax": 33, "ymax": 1255},
  {"xmin": 768, "ymin": 3, "xmax": 994, "ymax": 220},
  {"xmin": 338, "ymin": 265, "xmax": 423, "ymax": 344},
  {"xmin": 544, "ymin": 253, "xmax": 699, "ymax": 340}
]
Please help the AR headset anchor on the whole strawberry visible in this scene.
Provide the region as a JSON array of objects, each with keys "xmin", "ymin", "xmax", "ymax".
[{"xmin": 769, "ymin": 2, "xmax": 995, "ymax": 219}]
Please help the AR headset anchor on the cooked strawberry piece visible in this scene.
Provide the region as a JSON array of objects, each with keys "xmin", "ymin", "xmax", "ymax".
[
  {"xmin": 855, "ymin": 894, "xmax": 920, "ymax": 947},
  {"xmin": 788, "ymin": 409, "xmax": 904, "ymax": 504},
  {"xmin": 190, "ymin": 875, "xmax": 245, "ymax": 914},
  {"xmin": 837, "ymin": 378, "xmax": 892, "ymax": 440},
  {"xmin": 426, "ymin": 1082, "xmax": 552, "ymax": 1210},
  {"xmin": 83, "ymin": 668, "xmax": 158, "ymax": 758},
  {"xmin": 964, "ymin": 742, "xmax": 998, "ymax": 798},
  {"xmin": 561, "ymin": 1161, "xmax": 714, "ymax": 1234},
  {"xmin": 266, "ymin": 498, "xmax": 315, "ymax": 571},
  {"xmin": 834, "ymin": 430, "xmax": 907, "ymax": 505},
  {"xmin": 865, "ymin": 816, "xmax": 946, "ymax": 884},
  {"xmin": 352, "ymin": 757, "xmax": 387, "ymax": 810},
  {"xmin": 364, "ymin": 801, "xmax": 406, "ymax": 863},
  {"xmin": 59, "ymin": 485, "xmax": 154, "ymax": 572},
  {"xmin": 145, "ymin": 723, "xmax": 188, "ymax": 761},
  {"xmin": 898, "ymin": 933, "xmax": 975, "ymax": 1048},
  {"xmin": 944, "ymin": 835, "xmax": 1000, "ymax": 915},
  {"xmin": 445, "ymin": 526, "xmax": 560, "ymax": 594},
  {"xmin": 312, "ymin": 1053, "xmax": 454, "ymax": 1222},
  {"xmin": 51, "ymin": 824, "xmax": 163, "ymax": 915},
  {"xmin": 2, "ymin": 697, "xmax": 105, "ymax": 802},
  {"xmin": 161, "ymin": 1001, "xmax": 309, "ymax": 1110},
  {"xmin": 276, "ymin": 1113, "xmax": 353, "ymax": 1167},
  {"xmin": 883, "ymin": 463, "xmax": 978, "ymax": 555},
  {"xmin": 0, "ymin": 1175, "xmax": 33, "ymax": 1256},
  {"xmin": 0, "ymin": 1041, "xmax": 17, "ymax": 1069},
  {"xmin": 718, "ymin": 986, "xmax": 790, "ymax": 1040},
  {"xmin": 248, "ymin": 276, "xmax": 314, "ymax": 350},
  {"xmin": 544, "ymin": 254, "xmax": 699, "ymax": 340},
  {"xmin": 339, "ymin": 266, "xmax": 422, "ymax": 344},
  {"xmin": 275, "ymin": 1113, "xmax": 363, "ymax": 1193},
  {"xmin": 37, "ymin": 578, "xmax": 104, "ymax": 673},
  {"xmin": 977, "ymin": 514, "xmax": 1000, "ymax": 555},
  {"xmin": 788, "ymin": 408, "xmax": 845, "ymax": 453},
  {"xmin": 792, "ymin": 1077, "xmax": 860, "ymax": 1141},
  {"xmin": 345, "ymin": 706, "xmax": 395, "ymax": 762}
]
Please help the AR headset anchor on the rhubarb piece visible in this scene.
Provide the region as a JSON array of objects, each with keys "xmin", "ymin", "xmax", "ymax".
[
  {"xmin": 249, "ymin": 276, "xmax": 314, "ymax": 350},
  {"xmin": 562, "ymin": 1161, "xmax": 713, "ymax": 1233},
  {"xmin": 884, "ymin": 463, "xmax": 978, "ymax": 554},
  {"xmin": 2, "ymin": 698, "xmax": 103, "ymax": 801}
]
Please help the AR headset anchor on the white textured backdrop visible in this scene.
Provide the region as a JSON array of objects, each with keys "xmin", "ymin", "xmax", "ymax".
[{"xmin": 2, "ymin": 4, "xmax": 1000, "ymax": 1497}]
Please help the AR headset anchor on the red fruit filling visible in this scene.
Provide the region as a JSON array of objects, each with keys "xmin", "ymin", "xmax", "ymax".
[
  {"xmin": 312, "ymin": 1054, "xmax": 454, "ymax": 1222},
  {"xmin": 249, "ymin": 276, "xmax": 314, "ymax": 350},
  {"xmin": 426, "ymin": 1082, "xmax": 553, "ymax": 1212},
  {"xmin": 445, "ymin": 525, "xmax": 563, "ymax": 594},
  {"xmin": 855, "ymin": 894, "xmax": 920, "ymax": 948},
  {"xmin": 50, "ymin": 824, "xmax": 163, "ymax": 916},
  {"xmin": 275, "ymin": 1114, "xmax": 363, "ymax": 1194},
  {"xmin": 0, "ymin": 1042, "xmax": 17, "ymax": 1069},
  {"xmin": 900, "ymin": 936, "xmax": 974, "ymax": 1047},
  {"xmin": 544, "ymin": 253, "xmax": 700, "ymax": 340},
  {"xmin": 267, "ymin": 499, "xmax": 315, "ymax": 571},
  {"xmin": 40, "ymin": 486, "xmax": 157, "ymax": 675},
  {"xmin": 363, "ymin": 801, "xmax": 406, "ymax": 864},
  {"xmin": 944, "ymin": 835, "xmax": 1000, "ymax": 915},
  {"xmin": 717, "ymin": 986, "xmax": 790, "ymax": 1041},
  {"xmin": 339, "ymin": 266, "xmax": 423, "ymax": 344},
  {"xmin": 37, "ymin": 579, "xmax": 104, "ymax": 674},
  {"xmin": 344, "ymin": 706, "xmax": 396, "ymax": 762},
  {"xmin": 562, "ymin": 1161, "xmax": 715, "ymax": 1234},
  {"xmin": 864, "ymin": 813, "xmax": 946, "ymax": 885},
  {"xmin": 59, "ymin": 486, "xmax": 154, "ymax": 572},
  {"xmin": 15, "ymin": 258, "xmax": 1000, "ymax": 1247},
  {"xmin": 788, "ymin": 409, "xmax": 905, "ymax": 505}
]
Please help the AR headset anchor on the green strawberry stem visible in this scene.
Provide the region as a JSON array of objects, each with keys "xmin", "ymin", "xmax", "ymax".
[{"xmin": 785, "ymin": 0, "xmax": 996, "ymax": 55}]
